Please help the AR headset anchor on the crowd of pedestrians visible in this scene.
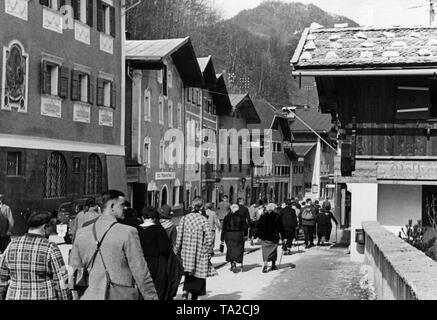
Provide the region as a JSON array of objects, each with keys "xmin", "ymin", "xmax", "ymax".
[{"xmin": 0, "ymin": 190, "xmax": 338, "ymax": 300}]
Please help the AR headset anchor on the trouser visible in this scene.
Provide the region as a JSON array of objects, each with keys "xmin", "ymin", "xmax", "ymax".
[
  {"xmin": 303, "ymin": 226, "xmax": 315, "ymax": 246},
  {"xmin": 0, "ymin": 236, "xmax": 11, "ymax": 253},
  {"xmin": 211, "ymin": 230, "xmax": 216, "ymax": 248}
]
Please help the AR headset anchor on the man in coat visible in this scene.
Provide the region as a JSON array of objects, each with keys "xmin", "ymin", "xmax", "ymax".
[
  {"xmin": 69, "ymin": 190, "xmax": 158, "ymax": 300},
  {"xmin": 0, "ymin": 194, "xmax": 14, "ymax": 253},
  {"xmin": 279, "ymin": 199, "xmax": 298, "ymax": 255},
  {"xmin": 299, "ymin": 198, "xmax": 317, "ymax": 249}
]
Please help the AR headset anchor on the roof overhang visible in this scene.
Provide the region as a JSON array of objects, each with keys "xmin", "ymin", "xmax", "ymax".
[
  {"xmin": 198, "ymin": 56, "xmax": 217, "ymax": 88},
  {"xmin": 233, "ymin": 95, "xmax": 262, "ymax": 124},
  {"xmin": 292, "ymin": 68, "xmax": 437, "ymax": 77}
]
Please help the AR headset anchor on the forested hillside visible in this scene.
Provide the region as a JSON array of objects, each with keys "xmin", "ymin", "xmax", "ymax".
[{"xmin": 127, "ymin": 0, "xmax": 359, "ymax": 106}]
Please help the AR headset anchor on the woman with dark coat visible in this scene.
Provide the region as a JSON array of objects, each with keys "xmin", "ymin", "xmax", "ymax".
[
  {"xmin": 315, "ymin": 201, "xmax": 338, "ymax": 246},
  {"xmin": 137, "ymin": 206, "xmax": 172, "ymax": 300},
  {"xmin": 255, "ymin": 203, "xmax": 285, "ymax": 273},
  {"xmin": 221, "ymin": 204, "xmax": 247, "ymax": 273}
]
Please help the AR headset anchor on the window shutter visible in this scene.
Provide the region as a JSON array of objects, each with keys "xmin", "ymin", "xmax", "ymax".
[
  {"xmin": 88, "ymin": 77, "xmax": 94, "ymax": 105},
  {"xmin": 87, "ymin": 0, "xmax": 93, "ymax": 27},
  {"xmin": 71, "ymin": 70, "xmax": 80, "ymax": 101},
  {"xmin": 41, "ymin": 61, "xmax": 49, "ymax": 95},
  {"xmin": 110, "ymin": 6, "xmax": 116, "ymax": 37},
  {"xmin": 58, "ymin": 65, "xmax": 69, "ymax": 99},
  {"xmin": 96, "ymin": 78, "xmax": 104, "ymax": 106},
  {"xmin": 163, "ymin": 65, "xmax": 168, "ymax": 96},
  {"xmin": 97, "ymin": 0, "xmax": 104, "ymax": 32},
  {"xmin": 111, "ymin": 82, "xmax": 116, "ymax": 109},
  {"xmin": 40, "ymin": 0, "xmax": 49, "ymax": 6},
  {"xmin": 72, "ymin": 0, "xmax": 80, "ymax": 20}
]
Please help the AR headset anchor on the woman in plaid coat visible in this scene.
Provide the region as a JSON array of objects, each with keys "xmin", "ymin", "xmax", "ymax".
[{"xmin": 174, "ymin": 198, "xmax": 217, "ymax": 300}]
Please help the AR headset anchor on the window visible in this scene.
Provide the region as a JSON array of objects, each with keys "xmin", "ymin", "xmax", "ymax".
[
  {"xmin": 144, "ymin": 89, "xmax": 151, "ymax": 121},
  {"xmin": 168, "ymin": 100, "xmax": 173, "ymax": 128},
  {"xmin": 163, "ymin": 65, "xmax": 168, "ymax": 97},
  {"xmin": 160, "ymin": 141, "xmax": 165, "ymax": 169},
  {"xmin": 158, "ymin": 96, "xmax": 164, "ymax": 125},
  {"xmin": 143, "ymin": 138, "xmax": 151, "ymax": 167},
  {"xmin": 186, "ymin": 88, "xmax": 191, "ymax": 102},
  {"xmin": 41, "ymin": 61, "xmax": 69, "ymax": 98},
  {"xmin": 40, "ymin": 0, "xmax": 60, "ymax": 10},
  {"xmin": 97, "ymin": 78, "xmax": 114, "ymax": 108},
  {"xmin": 177, "ymin": 103, "xmax": 182, "ymax": 129},
  {"xmin": 277, "ymin": 143, "xmax": 282, "ymax": 152},
  {"xmin": 7, "ymin": 152, "xmax": 23, "ymax": 176},
  {"xmin": 158, "ymin": 70, "xmax": 163, "ymax": 84},
  {"xmin": 72, "ymin": 70, "xmax": 93, "ymax": 104},
  {"xmin": 97, "ymin": 1, "xmax": 115, "ymax": 37},
  {"xmin": 43, "ymin": 152, "xmax": 67, "ymax": 199},
  {"xmin": 85, "ymin": 154, "xmax": 102, "ymax": 195},
  {"xmin": 73, "ymin": 0, "xmax": 93, "ymax": 26},
  {"xmin": 168, "ymin": 70, "xmax": 173, "ymax": 89}
]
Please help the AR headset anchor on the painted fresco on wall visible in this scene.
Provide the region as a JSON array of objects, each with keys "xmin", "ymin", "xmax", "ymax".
[{"xmin": 2, "ymin": 42, "xmax": 28, "ymax": 113}]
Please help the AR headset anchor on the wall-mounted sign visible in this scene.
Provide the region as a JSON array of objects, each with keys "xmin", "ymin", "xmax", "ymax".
[
  {"xmin": 377, "ymin": 161, "xmax": 437, "ymax": 181},
  {"xmin": 155, "ymin": 172, "xmax": 176, "ymax": 180},
  {"xmin": 73, "ymin": 103, "xmax": 91, "ymax": 123},
  {"xmin": 99, "ymin": 109, "xmax": 113, "ymax": 127},
  {"xmin": 41, "ymin": 96, "xmax": 62, "ymax": 118}
]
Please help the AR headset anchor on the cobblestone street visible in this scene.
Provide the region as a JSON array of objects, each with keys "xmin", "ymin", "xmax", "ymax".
[{"xmin": 178, "ymin": 240, "xmax": 373, "ymax": 300}]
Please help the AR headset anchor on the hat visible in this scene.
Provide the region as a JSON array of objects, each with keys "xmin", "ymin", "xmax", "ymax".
[
  {"xmin": 158, "ymin": 204, "xmax": 173, "ymax": 219},
  {"xmin": 28, "ymin": 211, "xmax": 52, "ymax": 229},
  {"xmin": 142, "ymin": 206, "xmax": 159, "ymax": 219}
]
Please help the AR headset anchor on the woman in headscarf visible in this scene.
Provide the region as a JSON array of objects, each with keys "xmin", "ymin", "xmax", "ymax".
[
  {"xmin": 221, "ymin": 204, "xmax": 247, "ymax": 273},
  {"xmin": 175, "ymin": 197, "xmax": 217, "ymax": 300},
  {"xmin": 315, "ymin": 201, "xmax": 338, "ymax": 246},
  {"xmin": 137, "ymin": 207, "xmax": 171, "ymax": 300},
  {"xmin": 255, "ymin": 203, "xmax": 285, "ymax": 273}
]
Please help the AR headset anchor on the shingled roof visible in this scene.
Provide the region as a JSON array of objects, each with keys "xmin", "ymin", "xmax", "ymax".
[
  {"xmin": 289, "ymin": 107, "xmax": 332, "ymax": 133},
  {"xmin": 291, "ymin": 26, "xmax": 437, "ymax": 72}
]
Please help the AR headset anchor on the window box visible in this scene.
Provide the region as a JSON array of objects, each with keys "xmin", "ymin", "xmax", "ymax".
[
  {"xmin": 42, "ymin": 6, "xmax": 63, "ymax": 34},
  {"xmin": 5, "ymin": 0, "xmax": 28, "ymax": 21},
  {"xmin": 74, "ymin": 21, "xmax": 91, "ymax": 45}
]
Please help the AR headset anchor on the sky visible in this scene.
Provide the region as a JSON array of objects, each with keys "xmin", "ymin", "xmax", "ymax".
[{"xmin": 215, "ymin": 0, "xmax": 433, "ymax": 27}]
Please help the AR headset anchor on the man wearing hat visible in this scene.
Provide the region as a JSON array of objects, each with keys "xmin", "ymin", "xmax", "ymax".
[
  {"xmin": 0, "ymin": 211, "xmax": 72, "ymax": 300},
  {"xmin": 0, "ymin": 194, "xmax": 14, "ymax": 253}
]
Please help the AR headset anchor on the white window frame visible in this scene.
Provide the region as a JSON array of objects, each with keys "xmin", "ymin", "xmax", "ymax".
[
  {"xmin": 144, "ymin": 89, "xmax": 151, "ymax": 122},
  {"xmin": 168, "ymin": 100, "xmax": 173, "ymax": 128},
  {"xmin": 104, "ymin": 5, "xmax": 111, "ymax": 35},
  {"xmin": 143, "ymin": 137, "xmax": 151, "ymax": 168},
  {"xmin": 160, "ymin": 140, "xmax": 165, "ymax": 169},
  {"xmin": 168, "ymin": 70, "xmax": 173, "ymax": 89},
  {"xmin": 80, "ymin": 74, "xmax": 88, "ymax": 103},
  {"xmin": 158, "ymin": 95, "xmax": 164, "ymax": 125},
  {"xmin": 177, "ymin": 102, "xmax": 182, "ymax": 129}
]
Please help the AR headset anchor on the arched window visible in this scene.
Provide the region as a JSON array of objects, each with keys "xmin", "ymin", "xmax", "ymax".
[
  {"xmin": 43, "ymin": 152, "xmax": 67, "ymax": 198},
  {"xmin": 85, "ymin": 154, "xmax": 103, "ymax": 195}
]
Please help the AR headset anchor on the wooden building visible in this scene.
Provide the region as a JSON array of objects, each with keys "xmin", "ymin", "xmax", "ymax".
[
  {"xmin": 0, "ymin": 0, "xmax": 126, "ymax": 234},
  {"xmin": 292, "ymin": 25, "xmax": 437, "ymax": 260}
]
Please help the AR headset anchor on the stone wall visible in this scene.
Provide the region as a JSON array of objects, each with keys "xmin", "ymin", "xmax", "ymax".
[{"xmin": 362, "ymin": 221, "xmax": 437, "ymax": 300}]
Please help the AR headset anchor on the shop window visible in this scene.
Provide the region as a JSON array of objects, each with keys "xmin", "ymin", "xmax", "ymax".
[
  {"xmin": 43, "ymin": 152, "xmax": 67, "ymax": 199},
  {"xmin": 6, "ymin": 152, "xmax": 23, "ymax": 176},
  {"xmin": 85, "ymin": 154, "xmax": 102, "ymax": 195}
]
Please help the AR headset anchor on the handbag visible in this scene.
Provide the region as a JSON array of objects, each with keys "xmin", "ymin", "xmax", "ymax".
[
  {"xmin": 72, "ymin": 221, "xmax": 117, "ymax": 294},
  {"xmin": 92, "ymin": 222, "xmax": 140, "ymax": 300}
]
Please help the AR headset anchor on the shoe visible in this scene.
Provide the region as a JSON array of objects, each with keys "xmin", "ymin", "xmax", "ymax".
[
  {"xmin": 250, "ymin": 239, "xmax": 254, "ymax": 246},
  {"xmin": 262, "ymin": 266, "xmax": 268, "ymax": 273},
  {"xmin": 182, "ymin": 292, "xmax": 189, "ymax": 300},
  {"xmin": 271, "ymin": 265, "xmax": 278, "ymax": 271},
  {"xmin": 305, "ymin": 245, "xmax": 309, "ymax": 249}
]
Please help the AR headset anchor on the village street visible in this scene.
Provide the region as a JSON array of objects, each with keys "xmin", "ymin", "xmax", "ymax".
[{"xmin": 176, "ymin": 235, "xmax": 374, "ymax": 300}]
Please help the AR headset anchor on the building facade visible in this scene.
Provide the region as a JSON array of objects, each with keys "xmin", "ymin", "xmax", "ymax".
[
  {"xmin": 125, "ymin": 38, "xmax": 203, "ymax": 214},
  {"xmin": 1, "ymin": 0, "xmax": 126, "ymax": 233}
]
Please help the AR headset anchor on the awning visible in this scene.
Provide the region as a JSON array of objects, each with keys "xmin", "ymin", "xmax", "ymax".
[{"xmin": 293, "ymin": 143, "xmax": 317, "ymax": 157}]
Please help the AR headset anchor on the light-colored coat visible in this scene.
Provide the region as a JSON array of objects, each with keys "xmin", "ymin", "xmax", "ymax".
[
  {"xmin": 69, "ymin": 215, "xmax": 158, "ymax": 300},
  {"xmin": 174, "ymin": 212, "xmax": 217, "ymax": 279}
]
